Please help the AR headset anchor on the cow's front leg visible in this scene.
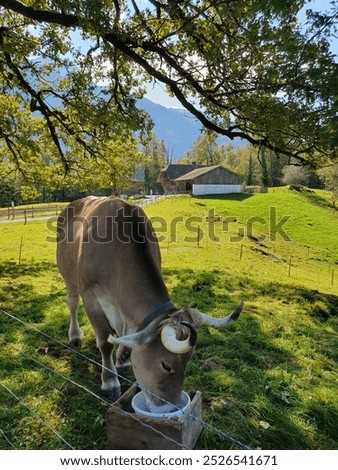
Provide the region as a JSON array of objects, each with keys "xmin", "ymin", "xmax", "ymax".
[{"xmin": 97, "ymin": 337, "xmax": 121, "ymax": 401}]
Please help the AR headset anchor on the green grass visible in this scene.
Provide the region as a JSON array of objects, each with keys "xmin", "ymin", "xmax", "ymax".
[
  {"xmin": 196, "ymin": 189, "xmax": 337, "ymax": 259},
  {"xmin": 0, "ymin": 192, "xmax": 337, "ymax": 450}
]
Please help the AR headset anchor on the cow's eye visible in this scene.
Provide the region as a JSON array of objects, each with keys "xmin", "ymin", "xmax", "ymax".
[{"xmin": 161, "ymin": 361, "xmax": 174, "ymax": 373}]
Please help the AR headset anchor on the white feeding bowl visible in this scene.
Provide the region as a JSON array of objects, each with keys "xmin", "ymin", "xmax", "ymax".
[{"xmin": 131, "ymin": 391, "xmax": 191, "ymax": 419}]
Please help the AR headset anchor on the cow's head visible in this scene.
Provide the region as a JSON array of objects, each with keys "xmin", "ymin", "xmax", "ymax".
[{"xmin": 108, "ymin": 301, "xmax": 243, "ymax": 413}]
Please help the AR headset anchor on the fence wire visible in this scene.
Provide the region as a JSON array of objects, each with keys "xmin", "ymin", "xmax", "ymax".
[
  {"xmin": 0, "ymin": 338, "xmax": 189, "ymax": 450},
  {"xmin": 0, "ymin": 308, "xmax": 252, "ymax": 450},
  {"xmin": 0, "ymin": 428, "xmax": 18, "ymax": 450},
  {"xmin": 0, "ymin": 381, "xmax": 75, "ymax": 450}
]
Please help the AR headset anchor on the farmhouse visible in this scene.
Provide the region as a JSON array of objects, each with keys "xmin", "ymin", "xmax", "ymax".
[
  {"xmin": 157, "ymin": 163, "xmax": 205, "ymax": 193},
  {"xmin": 174, "ymin": 165, "xmax": 243, "ymax": 196}
]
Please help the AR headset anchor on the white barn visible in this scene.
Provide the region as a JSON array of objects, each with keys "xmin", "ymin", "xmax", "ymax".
[{"xmin": 174, "ymin": 165, "xmax": 243, "ymax": 196}]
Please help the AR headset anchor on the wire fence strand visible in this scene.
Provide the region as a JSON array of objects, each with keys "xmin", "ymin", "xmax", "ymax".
[
  {"xmin": 0, "ymin": 307, "xmax": 252, "ymax": 450},
  {"xmin": 0, "ymin": 428, "xmax": 17, "ymax": 450},
  {"xmin": 0, "ymin": 381, "xmax": 75, "ymax": 450},
  {"xmin": 0, "ymin": 338, "xmax": 189, "ymax": 450}
]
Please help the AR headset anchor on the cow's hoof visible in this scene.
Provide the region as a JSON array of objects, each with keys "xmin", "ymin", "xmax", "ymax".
[
  {"xmin": 69, "ymin": 337, "xmax": 82, "ymax": 349},
  {"xmin": 100, "ymin": 388, "xmax": 121, "ymax": 402}
]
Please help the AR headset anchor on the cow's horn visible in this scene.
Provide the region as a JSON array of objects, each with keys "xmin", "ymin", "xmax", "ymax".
[
  {"xmin": 161, "ymin": 322, "xmax": 197, "ymax": 354},
  {"xmin": 196, "ymin": 301, "xmax": 244, "ymax": 328},
  {"xmin": 180, "ymin": 321, "xmax": 197, "ymax": 346}
]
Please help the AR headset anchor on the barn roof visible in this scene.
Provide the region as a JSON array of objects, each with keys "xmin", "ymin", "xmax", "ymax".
[
  {"xmin": 174, "ymin": 165, "xmax": 242, "ymax": 182},
  {"xmin": 174, "ymin": 165, "xmax": 220, "ymax": 181},
  {"xmin": 161, "ymin": 163, "xmax": 205, "ymax": 180}
]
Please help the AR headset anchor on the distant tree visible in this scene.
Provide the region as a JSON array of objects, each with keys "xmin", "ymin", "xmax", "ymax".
[
  {"xmin": 319, "ymin": 164, "xmax": 338, "ymax": 208},
  {"xmin": 0, "ymin": 160, "xmax": 20, "ymax": 205},
  {"xmin": 181, "ymin": 131, "xmax": 221, "ymax": 165},
  {"xmin": 219, "ymin": 144, "xmax": 259, "ymax": 184},
  {"xmin": 282, "ymin": 166, "xmax": 310, "ymax": 185},
  {"xmin": 269, "ymin": 150, "xmax": 288, "ymax": 186},
  {"xmin": 260, "ymin": 147, "xmax": 270, "ymax": 187},
  {"xmin": 307, "ymin": 172, "xmax": 325, "ymax": 189},
  {"xmin": 20, "ymin": 185, "xmax": 41, "ymax": 203},
  {"xmin": 0, "ymin": 179, "xmax": 19, "ymax": 206},
  {"xmin": 142, "ymin": 132, "xmax": 166, "ymax": 193},
  {"xmin": 246, "ymin": 150, "xmax": 254, "ymax": 186},
  {"xmin": 165, "ymin": 145, "xmax": 174, "ymax": 166}
]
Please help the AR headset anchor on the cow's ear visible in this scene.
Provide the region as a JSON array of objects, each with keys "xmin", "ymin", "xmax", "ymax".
[{"xmin": 107, "ymin": 321, "xmax": 158, "ymax": 349}]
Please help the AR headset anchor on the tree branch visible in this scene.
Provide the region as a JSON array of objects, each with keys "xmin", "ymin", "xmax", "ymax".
[
  {"xmin": 0, "ymin": 0, "xmax": 335, "ymax": 165},
  {"xmin": 103, "ymin": 31, "xmax": 304, "ymax": 158},
  {"xmin": 0, "ymin": 0, "xmax": 78, "ymax": 27},
  {"xmin": 2, "ymin": 133, "xmax": 28, "ymax": 177},
  {"xmin": 4, "ymin": 52, "xmax": 70, "ymax": 171}
]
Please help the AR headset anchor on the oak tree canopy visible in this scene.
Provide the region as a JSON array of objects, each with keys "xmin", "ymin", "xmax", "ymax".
[{"xmin": 0, "ymin": 0, "xmax": 337, "ymax": 187}]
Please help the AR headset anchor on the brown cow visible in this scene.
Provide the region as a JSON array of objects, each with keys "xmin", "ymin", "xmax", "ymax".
[{"xmin": 57, "ymin": 196, "xmax": 243, "ymax": 412}]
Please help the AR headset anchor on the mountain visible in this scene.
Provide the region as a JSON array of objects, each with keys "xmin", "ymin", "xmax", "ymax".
[
  {"xmin": 137, "ymin": 98, "xmax": 202, "ymax": 159},
  {"xmin": 137, "ymin": 98, "xmax": 243, "ymax": 160},
  {"xmin": 26, "ymin": 58, "xmax": 240, "ymax": 159}
]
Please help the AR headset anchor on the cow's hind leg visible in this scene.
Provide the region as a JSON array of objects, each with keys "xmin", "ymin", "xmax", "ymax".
[{"xmin": 67, "ymin": 291, "xmax": 82, "ymax": 348}]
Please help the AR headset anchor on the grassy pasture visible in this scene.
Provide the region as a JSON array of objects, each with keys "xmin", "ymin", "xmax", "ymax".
[{"xmin": 0, "ymin": 191, "xmax": 337, "ymax": 450}]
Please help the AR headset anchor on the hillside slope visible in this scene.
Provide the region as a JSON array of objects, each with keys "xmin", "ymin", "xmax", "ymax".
[{"xmin": 144, "ymin": 189, "xmax": 338, "ymax": 293}]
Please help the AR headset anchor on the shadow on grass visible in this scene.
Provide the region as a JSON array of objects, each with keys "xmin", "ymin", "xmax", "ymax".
[
  {"xmin": 0, "ymin": 260, "xmax": 57, "ymax": 279},
  {"xmin": 0, "ymin": 259, "xmax": 124, "ymax": 449},
  {"xmin": 293, "ymin": 188, "xmax": 337, "ymax": 213},
  {"xmin": 162, "ymin": 267, "xmax": 338, "ymax": 449},
  {"xmin": 1, "ymin": 265, "xmax": 337, "ymax": 449},
  {"xmin": 0, "ymin": 282, "xmax": 61, "ymax": 329}
]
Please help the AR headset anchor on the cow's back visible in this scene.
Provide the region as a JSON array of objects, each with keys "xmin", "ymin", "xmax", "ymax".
[
  {"xmin": 57, "ymin": 196, "xmax": 163, "ymax": 300},
  {"xmin": 57, "ymin": 196, "xmax": 106, "ymax": 290}
]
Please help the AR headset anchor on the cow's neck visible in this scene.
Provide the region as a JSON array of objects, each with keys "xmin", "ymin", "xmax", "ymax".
[{"xmin": 137, "ymin": 300, "xmax": 176, "ymax": 332}]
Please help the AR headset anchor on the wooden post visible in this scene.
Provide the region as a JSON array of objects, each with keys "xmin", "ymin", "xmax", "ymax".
[
  {"xmin": 288, "ymin": 257, "xmax": 292, "ymax": 277},
  {"xmin": 24, "ymin": 210, "xmax": 27, "ymax": 225},
  {"xmin": 18, "ymin": 236, "xmax": 23, "ymax": 264},
  {"xmin": 7, "ymin": 207, "xmax": 10, "ymax": 220},
  {"xmin": 240, "ymin": 244, "xmax": 243, "ymax": 260}
]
